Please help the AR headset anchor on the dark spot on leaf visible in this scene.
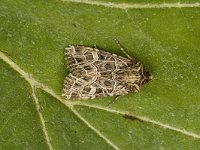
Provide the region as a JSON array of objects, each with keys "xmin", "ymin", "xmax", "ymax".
[{"xmin": 123, "ymin": 114, "xmax": 144, "ymax": 122}]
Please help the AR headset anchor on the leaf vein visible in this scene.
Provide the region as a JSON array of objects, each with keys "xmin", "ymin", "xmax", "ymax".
[
  {"xmin": 78, "ymin": 103, "xmax": 200, "ymax": 139},
  {"xmin": 32, "ymin": 86, "xmax": 54, "ymax": 150},
  {"xmin": 70, "ymin": 106, "xmax": 119, "ymax": 150},
  {"xmin": 0, "ymin": 51, "xmax": 54, "ymax": 149},
  {"xmin": 63, "ymin": 0, "xmax": 200, "ymax": 9},
  {"xmin": 0, "ymin": 51, "xmax": 119, "ymax": 149}
]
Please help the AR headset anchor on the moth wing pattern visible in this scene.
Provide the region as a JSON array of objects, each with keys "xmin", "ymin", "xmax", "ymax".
[
  {"xmin": 62, "ymin": 73, "xmax": 98, "ymax": 99},
  {"xmin": 63, "ymin": 46, "xmax": 135, "ymax": 99},
  {"xmin": 64, "ymin": 46, "xmax": 136, "ymax": 76},
  {"xmin": 62, "ymin": 73, "xmax": 129, "ymax": 99},
  {"xmin": 62, "ymin": 45, "xmax": 152, "ymax": 100}
]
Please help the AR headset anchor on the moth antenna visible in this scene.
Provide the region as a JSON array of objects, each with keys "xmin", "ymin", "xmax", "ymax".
[{"xmin": 113, "ymin": 39, "xmax": 132, "ymax": 59}]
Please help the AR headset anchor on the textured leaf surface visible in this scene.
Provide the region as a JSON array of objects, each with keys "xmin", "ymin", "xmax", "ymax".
[{"xmin": 0, "ymin": 0, "xmax": 200, "ymax": 149}]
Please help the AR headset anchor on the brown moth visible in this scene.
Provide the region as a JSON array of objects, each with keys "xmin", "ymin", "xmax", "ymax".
[{"xmin": 62, "ymin": 45, "xmax": 152, "ymax": 100}]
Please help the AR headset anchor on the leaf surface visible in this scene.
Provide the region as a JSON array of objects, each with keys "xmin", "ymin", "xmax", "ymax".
[{"xmin": 0, "ymin": 0, "xmax": 200, "ymax": 149}]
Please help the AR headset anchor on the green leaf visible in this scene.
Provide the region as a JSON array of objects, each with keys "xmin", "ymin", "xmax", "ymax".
[{"xmin": 0, "ymin": 0, "xmax": 200, "ymax": 149}]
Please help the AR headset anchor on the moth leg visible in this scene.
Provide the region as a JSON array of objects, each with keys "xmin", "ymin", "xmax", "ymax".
[
  {"xmin": 132, "ymin": 83, "xmax": 140, "ymax": 92},
  {"xmin": 106, "ymin": 95, "xmax": 123, "ymax": 107},
  {"xmin": 113, "ymin": 38, "xmax": 132, "ymax": 59}
]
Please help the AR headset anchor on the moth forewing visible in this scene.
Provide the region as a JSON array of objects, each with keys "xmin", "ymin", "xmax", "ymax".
[{"xmin": 62, "ymin": 45, "xmax": 152, "ymax": 100}]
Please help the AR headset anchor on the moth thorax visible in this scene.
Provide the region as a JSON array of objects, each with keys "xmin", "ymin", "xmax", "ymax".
[{"xmin": 122, "ymin": 72, "xmax": 141, "ymax": 84}]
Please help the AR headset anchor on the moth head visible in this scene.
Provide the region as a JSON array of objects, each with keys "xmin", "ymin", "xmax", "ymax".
[{"xmin": 141, "ymin": 70, "xmax": 153, "ymax": 86}]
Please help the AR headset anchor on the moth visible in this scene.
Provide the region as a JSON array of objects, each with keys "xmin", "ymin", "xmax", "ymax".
[{"xmin": 62, "ymin": 44, "xmax": 152, "ymax": 100}]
